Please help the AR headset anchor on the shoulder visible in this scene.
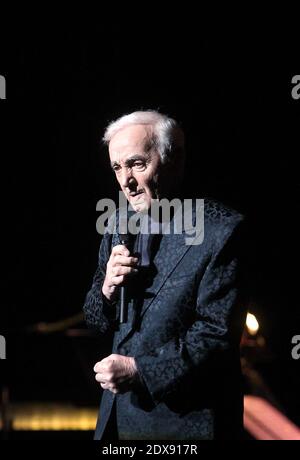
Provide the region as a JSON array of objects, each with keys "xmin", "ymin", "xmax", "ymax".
[
  {"xmin": 203, "ymin": 198, "xmax": 245, "ymax": 251},
  {"xmin": 204, "ymin": 197, "xmax": 244, "ymax": 227}
]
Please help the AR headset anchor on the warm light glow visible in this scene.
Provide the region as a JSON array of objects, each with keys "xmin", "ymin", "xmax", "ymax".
[
  {"xmin": 12, "ymin": 409, "xmax": 98, "ymax": 430},
  {"xmin": 1, "ymin": 403, "xmax": 98, "ymax": 431},
  {"xmin": 246, "ymin": 312, "xmax": 259, "ymax": 335}
]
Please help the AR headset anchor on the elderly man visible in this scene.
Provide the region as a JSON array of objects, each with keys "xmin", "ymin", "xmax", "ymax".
[{"xmin": 83, "ymin": 110, "xmax": 249, "ymax": 440}]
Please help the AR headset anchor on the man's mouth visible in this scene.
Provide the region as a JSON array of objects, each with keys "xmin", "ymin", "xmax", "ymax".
[{"xmin": 129, "ymin": 190, "xmax": 144, "ymax": 198}]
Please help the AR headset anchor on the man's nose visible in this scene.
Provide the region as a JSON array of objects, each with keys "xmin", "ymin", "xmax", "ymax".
[{"xmin": 120, "ymin": 167, "xmax": 135, "ymax": 188}]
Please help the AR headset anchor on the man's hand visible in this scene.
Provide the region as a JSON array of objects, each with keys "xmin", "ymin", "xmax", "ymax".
[
  {"xmin": 102, "ymin": 245, "xmax": 139, "ymax": 302},
  {"xmin": 94, "ymin": 354, "xmax": 140, "ymax": 394}
]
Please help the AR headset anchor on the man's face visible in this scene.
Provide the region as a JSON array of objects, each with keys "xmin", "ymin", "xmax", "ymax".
[{"xmin": 109, "ymin": 124, "xmax": 162, "ymax": 212}]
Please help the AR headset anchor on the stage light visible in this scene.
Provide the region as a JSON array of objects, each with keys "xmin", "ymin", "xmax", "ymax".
[{"xmin": 246, "ymin": 312, "xmax": 259, "ymax": 336}]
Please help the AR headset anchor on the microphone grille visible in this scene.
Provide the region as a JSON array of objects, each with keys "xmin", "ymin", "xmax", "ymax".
[{"xmin": 119, "ymin": 232, "xmax": 131, "ymax": 247}]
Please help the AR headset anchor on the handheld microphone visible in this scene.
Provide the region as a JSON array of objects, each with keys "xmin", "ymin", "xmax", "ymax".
[{"xmin": 119, "ymin": 232, "xmax": 131, "ymax": 324}]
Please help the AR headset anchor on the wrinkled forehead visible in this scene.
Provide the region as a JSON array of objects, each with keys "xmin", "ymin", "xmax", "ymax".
[{"xmin": 108, "ymin": 124, "xmax": 154, "ymax": 157}]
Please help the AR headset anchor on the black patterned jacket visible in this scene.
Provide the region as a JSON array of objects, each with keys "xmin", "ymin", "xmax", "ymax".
[{"xmin": 83, "ymin": 199, "xmax": 249, "ymax": 440}]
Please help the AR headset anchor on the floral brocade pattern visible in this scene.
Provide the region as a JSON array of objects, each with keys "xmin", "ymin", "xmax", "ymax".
[{"xmin": 83, "ymin": 199, "xmax": 250, "ymax": 440}]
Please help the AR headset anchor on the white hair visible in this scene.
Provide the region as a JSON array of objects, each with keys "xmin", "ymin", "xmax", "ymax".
[{"xmin": 103, "ymin": 110, "xmax": 185, "ymax": 164}]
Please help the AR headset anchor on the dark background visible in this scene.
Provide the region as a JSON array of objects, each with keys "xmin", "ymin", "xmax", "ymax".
[{"xmin": 0, "ymin": 21, "xmax": 299, "ymax": 430}]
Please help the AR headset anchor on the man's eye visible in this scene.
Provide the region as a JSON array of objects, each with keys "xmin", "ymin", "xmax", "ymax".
[{"xmin": 133, "ymin": 161, "xmax": 145, "ymax": 169}]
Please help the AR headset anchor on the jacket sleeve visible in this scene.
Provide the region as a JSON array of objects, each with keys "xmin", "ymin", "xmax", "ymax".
[
  {"xmin": 83, "ymin": 229, "xmax": 119, "ymax": 334},
  {"xmin": 134, "ymin": 219, "xmax": 250, "ymax": 407}
]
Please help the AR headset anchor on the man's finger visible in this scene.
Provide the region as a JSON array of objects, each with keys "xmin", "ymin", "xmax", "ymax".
[
  {"xmin": 114, "ymin": 255, "xmax": 139, "ymax": 267},
  {"xmin": 112, "ymin": 245, "xmax": 130, "ymax": 257},
  {"xmin": 100, "ymin": 381, "xmax": 109, "ymax": 389},
  {"xmin": 93, "ymin": 361, "xmax": 107, "ymax": 373},
  {"xmin": 93, "ymin": 362, "xmax": 101, "ymax": 373},
  {"xmin": 100, "ymin": 382, "xmax": 119, "ymax": 394},
  {"xmin": 95, "ymin": 373, "xmax": 104, "ymax": 383},
  {"xmin": 112, "ymin": 266, "xmax": 138, "ymax": 277}
]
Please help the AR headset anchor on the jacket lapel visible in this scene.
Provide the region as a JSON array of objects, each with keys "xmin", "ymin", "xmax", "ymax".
[
  {"xmin": 115, "ymin": 199, "xmax": 204, "ymax": 347},
  {"xmin": 116, "ymin": 231, "xmax": 193, "ymax": 348},
  {"xmin": 139, "ymin": 230, "xmax": 192, "ymax": 318}
]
